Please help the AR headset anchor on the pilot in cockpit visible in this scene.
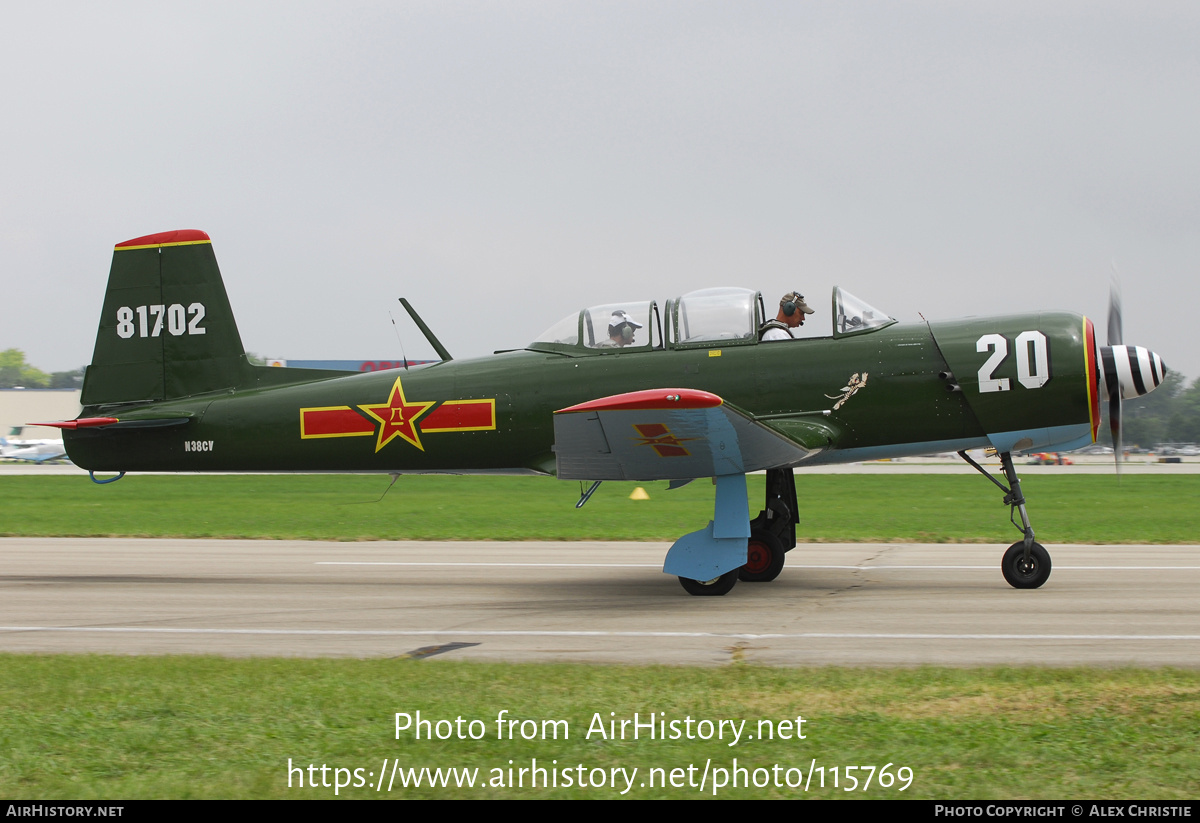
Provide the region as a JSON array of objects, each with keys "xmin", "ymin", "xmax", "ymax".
[
  {"xmin": 599, "ymin": 310, "xmax": 644, "ymax": 348},
  {"xmin": 759, "ymin": 291, "xmax": 814, "ymax": 341}
]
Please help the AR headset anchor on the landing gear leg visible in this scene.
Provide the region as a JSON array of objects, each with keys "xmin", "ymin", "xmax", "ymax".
[
  {"xmin": 958, "ymin": 450, "xmax": 1052, "ymax": 589},
  {"xmin": 665, "ymin": 474, "xmax": 750, "ymax": 596},
  {"xmin": 741, "ymin": 468, "xmax": 798, "ymax": 582}
]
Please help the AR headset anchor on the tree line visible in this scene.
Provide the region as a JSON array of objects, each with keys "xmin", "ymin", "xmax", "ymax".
[
  {"xmin": 1, "ymin": 349, "xmax": 268, "ymax": 390},
  {"xmin": 0, "ymin": 349, "xmax": 83, "ymax": 389},
  {"xmin": 1121, "ymin": 371, "xmax": 1200, "ymax": 447}
]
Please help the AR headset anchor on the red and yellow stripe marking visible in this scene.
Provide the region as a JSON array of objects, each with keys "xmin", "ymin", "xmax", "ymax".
[
  {"xmin": 1084, "ymin": 317, "xmax": 1100, "ymax": 443},
  {"xmin": 299, "ymin": 407, "xmax": 376, "ymax": 439},
  {"xmin": 300, "ymin": 377, "xmax": 496, "ymax": 451},
  {"xmin": 301, "ymin": 401, "xmax": 497, "ymax": 439},
  {"xmin": 115, "ymin": 229, "xmax": 212, "ymax": 251},
  {"xmin": 420, "ymin": 399, "xmax": 496, "ymax": 432}
]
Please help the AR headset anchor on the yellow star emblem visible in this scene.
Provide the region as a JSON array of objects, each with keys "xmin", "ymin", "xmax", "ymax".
[{"xmin": 358, "ymin": 376, "xmax": 435, "ymax": 452}]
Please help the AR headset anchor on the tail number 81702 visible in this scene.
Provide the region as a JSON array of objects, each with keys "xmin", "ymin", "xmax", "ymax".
[{"xmin": 116, "ymin": 304, "xmax": 206, "ymax": 339}]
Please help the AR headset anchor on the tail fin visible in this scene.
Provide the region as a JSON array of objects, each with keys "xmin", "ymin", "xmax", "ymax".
[{"xmin": 81, "ymin": 230, "xmax": 254, "ymax": 406}]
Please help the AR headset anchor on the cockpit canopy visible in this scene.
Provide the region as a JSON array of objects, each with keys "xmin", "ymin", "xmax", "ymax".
[
  {"xmin": 834, "ymin": 289, "xmax": 895, "ymax": 336},
  {"xmin": 533, "ymin": 301, "xmax": 660, "ymax": 351},
  {"xmin": 529, "ymin": 287, "xmax": 894, "ymax": 353},
  {"xmin": 670, "ymin": 287, "xmax": 758, "ymax": 346}
]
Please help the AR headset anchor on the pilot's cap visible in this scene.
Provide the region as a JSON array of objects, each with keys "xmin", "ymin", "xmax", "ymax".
[
  {"xmin": 781, "ymin": 292, "xmax": 814, "ymax": 316},
  {"xmin": 608, "ymin": 310, "xmax": 644, "ymax": 329}
]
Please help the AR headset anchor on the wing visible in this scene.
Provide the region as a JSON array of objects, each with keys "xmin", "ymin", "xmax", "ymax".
[{"xmin": 552, "ymin": 388, "xmax": 832, "ymax": 480}]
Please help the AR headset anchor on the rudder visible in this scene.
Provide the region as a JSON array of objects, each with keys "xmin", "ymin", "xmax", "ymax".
[{"xmin": 81, "ymin": 229, "xmax": 253, "ymax": 406}]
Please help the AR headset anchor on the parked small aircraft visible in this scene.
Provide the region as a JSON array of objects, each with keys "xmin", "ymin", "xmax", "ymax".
[
  {"xmin": 0, "ymin": 427, "xmax": 67, "ymax": 463},
  {"xmin": 45, "ymin": 230, "xmax": 1167, "ymax": 595}
]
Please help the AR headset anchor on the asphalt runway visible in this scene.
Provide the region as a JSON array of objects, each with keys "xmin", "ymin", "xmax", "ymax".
[{"xmin": 2, "ymin": 538, "xmax": 1198, "ymax": 666}]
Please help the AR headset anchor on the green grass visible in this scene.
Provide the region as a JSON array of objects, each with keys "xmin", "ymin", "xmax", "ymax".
[
  {"xmin": 2, "ymin": 473, "xmax": 1198, "ymax": 543},
  {"xmin": 1, "ymin": 656, "xmax": 1197, "ymax": 799}
]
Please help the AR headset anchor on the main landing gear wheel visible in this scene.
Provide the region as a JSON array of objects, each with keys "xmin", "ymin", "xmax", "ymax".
[
  {"xmin": 678, "ymin": 569, "xmax": 739, "ymax": 596},
  {"xmin": 739, "ymin": 530, "xmax": 785, "ymax": 582},
  {"xmin": 1001, "ymin": 541, "xmax": 1052, "ymax": 589}
]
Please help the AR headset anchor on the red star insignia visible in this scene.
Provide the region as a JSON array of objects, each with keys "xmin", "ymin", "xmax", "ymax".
[{"xmin": 358, "ymin": 377, "xmax": 435, "ymax": 452}]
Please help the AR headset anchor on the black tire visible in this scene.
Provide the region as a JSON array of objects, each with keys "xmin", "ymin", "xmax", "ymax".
[
  {"xmin": 1001, "ymin": 541, "xmax": 1052, "ymax": 589},
  {"xmin": 739, "ymin": 530, "xmax": 786, "ymax": 582},
  {"xmin": 678, "ymin": 569, "xmax": 739, "ymax": 596}
]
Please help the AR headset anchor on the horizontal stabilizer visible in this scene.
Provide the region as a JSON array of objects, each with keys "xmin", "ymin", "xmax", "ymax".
[
  {"xmin": 35, "ymin": 415, "xmax": 195, "ymax": 431},
  {"xmin": 34, "ymin": 417, "xmax": 120, "ymax": 430}
]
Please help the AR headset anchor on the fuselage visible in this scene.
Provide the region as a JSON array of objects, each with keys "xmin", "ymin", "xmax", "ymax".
[{"xmin": 64, "ymin": 311, "xmax": 1100, "ymax": 475}]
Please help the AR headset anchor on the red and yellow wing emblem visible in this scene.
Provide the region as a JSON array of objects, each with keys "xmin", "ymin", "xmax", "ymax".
[{"xmin": 632, "ymin": 423, "xmax": 696, "ymax": 457}]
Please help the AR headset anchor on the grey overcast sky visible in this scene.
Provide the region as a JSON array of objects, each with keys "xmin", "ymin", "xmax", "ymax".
[{"xmin": 2, "ymin": 2, "xmax": 1196, "ymax": 377}]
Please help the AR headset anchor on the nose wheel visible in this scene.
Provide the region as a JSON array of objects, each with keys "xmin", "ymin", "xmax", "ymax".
[
  {"xmin": 1001, "ymin": 541, "xmax": 1052, "ymax": 589},
  {"xmin": 959, "ymin": 450, "xmax": 1054, "ymax": 590}
]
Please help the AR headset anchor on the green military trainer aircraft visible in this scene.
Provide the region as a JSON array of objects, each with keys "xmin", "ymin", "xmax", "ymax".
[{"xmin": 46, "ymin": 229, "xmax": 1167, "ymax": 595}]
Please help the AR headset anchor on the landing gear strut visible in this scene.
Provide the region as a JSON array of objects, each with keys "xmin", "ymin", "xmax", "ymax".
[
  {"xmin": 741, "ymin": 468, "xmax": 798, "ymax": 582},
  {"xmin": 958, "ymin": 450, "xmax": 1052, "ymax": 589},
  {"xmin": 666, "ymin": 474, "xmax": 751, "ymax": 596},
  {"xmin": 666, "ymin": 469, "xmax": 800, "ymax": 595}
]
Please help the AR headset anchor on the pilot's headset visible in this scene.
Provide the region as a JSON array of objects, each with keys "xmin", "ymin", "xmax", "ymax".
[
  {"xmin": 781, "ymin": 291, "xmax": 808, "ymax": 323},
  {"xmin": 609, "ymin": 322, "xmax": 636, "ymax": 343},
  {"xmin": 608, "ymin": 310, "xmax": 642, "ymax": 343}
]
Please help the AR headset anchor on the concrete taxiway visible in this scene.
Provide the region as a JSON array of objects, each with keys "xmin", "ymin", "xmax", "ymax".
[{"xmin": 2, "ymin": 538, "xmax": 1197, "ymax": 666}]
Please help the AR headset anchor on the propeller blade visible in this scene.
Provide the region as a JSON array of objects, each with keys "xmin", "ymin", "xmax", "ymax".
[
  {"xmin": 1107, "ymin": 267, "xmax": 1123, "ymax": 476},
  {"xmin": 1108, "ymin": 271, "xmax": 1123, "ymax": 347},
  {"xmin": 1100, "ymin": 267, "xmax": 1167, "ymax": 478},
  {"xmin": 1109, "ymin": 389, "xmax": 1122, "ymax": 478}
]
